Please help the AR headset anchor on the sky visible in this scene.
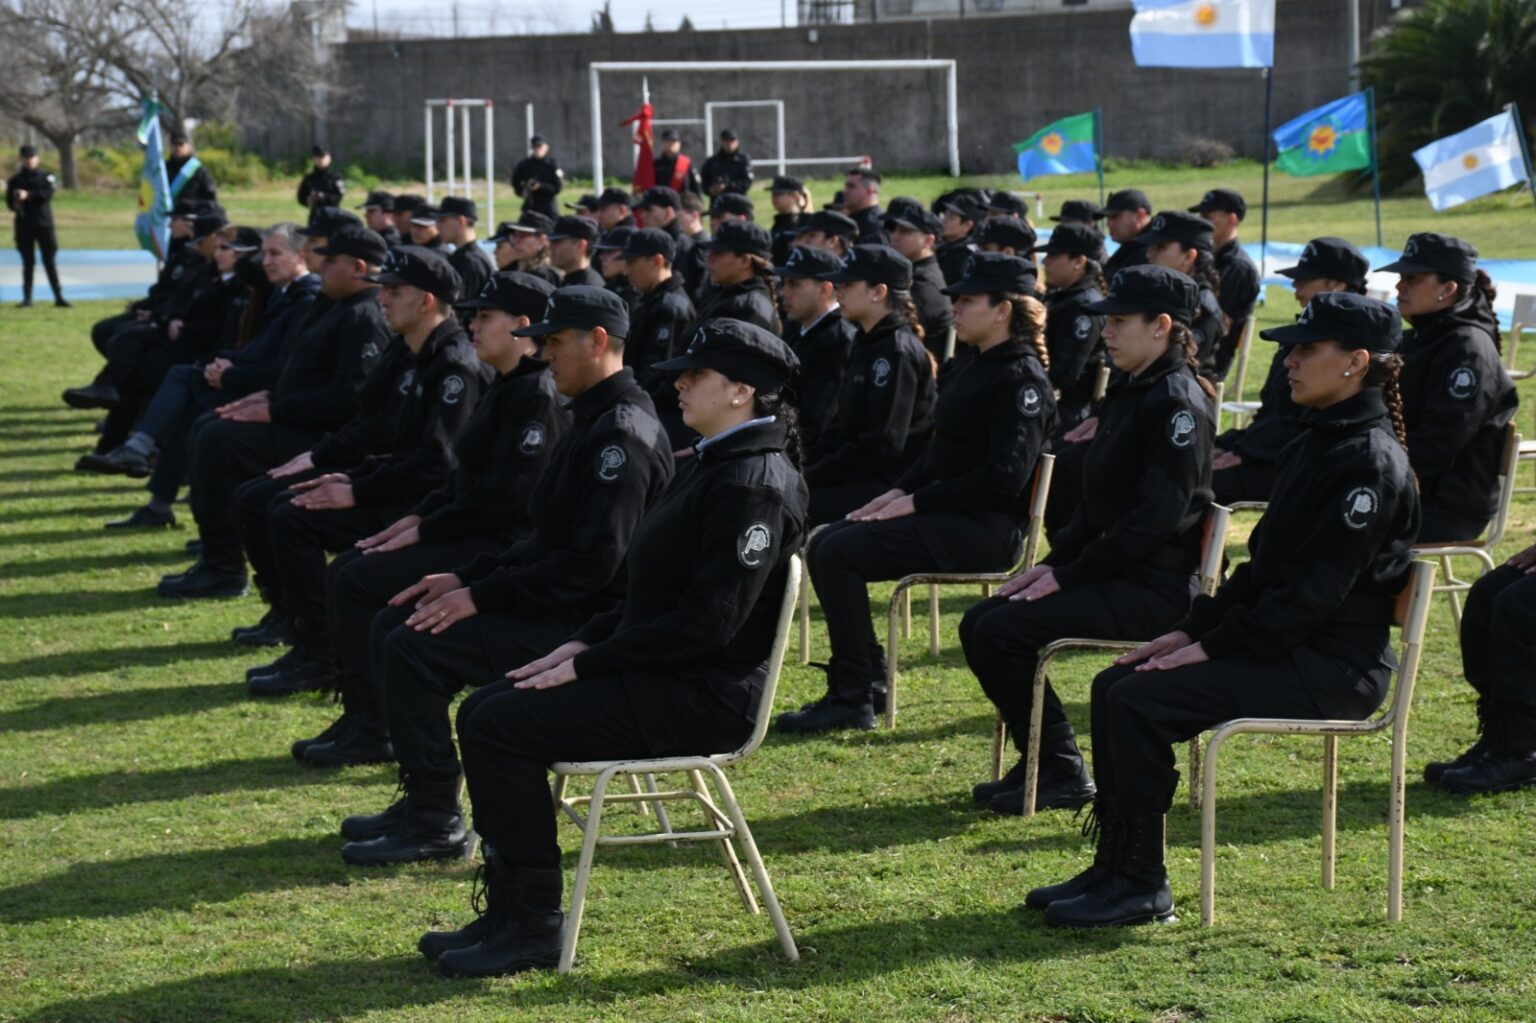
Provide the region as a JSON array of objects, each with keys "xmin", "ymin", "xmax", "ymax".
[{"xmin": 345, "ymin": 0, "xmax": 799, "ymax": 36}]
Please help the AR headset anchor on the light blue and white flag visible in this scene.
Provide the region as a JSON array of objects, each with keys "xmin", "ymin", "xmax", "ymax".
[
  {"xmin": 1412, "ymin": 111, "xmax": 1531, "ymax": 212},
  {"xmin": 134, "ymin": 97, "xmax": 172, "ymax": 260},
  {"xmin": 1129, "ymin": 0, "xmax": 1275, "ymax": 69}
]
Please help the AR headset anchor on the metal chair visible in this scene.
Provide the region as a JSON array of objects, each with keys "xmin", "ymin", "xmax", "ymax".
[
  {"xmin": 1198, "ymin": 558, "xmax": 1437, "ymax": 926},
  {"xmin": 881, "ymin": 454, "xmax": 1056, "ymax": 728},
  {"xmin": 1505, "ymin": 293, "xmax": 1534, "ymax": 381},
  {"xmin": 1216, "ymin": 319, "xmax": 1260, "ymax": 432},
  {"xmin": 548, "ymin": 555, "xmax": 804, "ymax": 974},
  {"xmin": 995, "ymin": 504, "xmax": 1233, "ymax": 815},
  {"xmin": 1413, "ymin": 424, "xmax": 1521, "ymax": 627}
]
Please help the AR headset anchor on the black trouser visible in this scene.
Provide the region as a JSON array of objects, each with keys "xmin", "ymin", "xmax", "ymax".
[
  {"xmin": 1419, "ymin": 506, "xmax": 1492, "ymax": 546},
  {"xmin": 457, "ymin": 672, "xmax": 753, "ymax": 870},
  {"xmin": 188, "ymin": 419, "xmax": 320, "ymax": 573},
  {"xmin": 1460, "ymin": 564, "xmax": 1536, "ymax": 748},
  {"xmin": 16, "ymin": 221, "xmax": 60, "ymax": 301},
  {"xmin": 327, "ymin": 538, "xmax": 506, "ymax": 718},
  {"xmin": 376, "ymin": 605, "xmax": 580, "ymax": 794},
  {"xmin": 1089, "ymin": 644, "xmax": 1389, "ymax": 814},
  {"xmin": 960, "ymin": 570, "xmax": 1191, "ymax": 746},
  {"xmin": 808, "ymin": 477, "xmax": 894, "ymax": 528},
  {"xmin": 1212, "ymin": 460, "xmax": 1280, "ymax": 505},
  {"xmin": 92, "ymin": 312, "xmax": 142, "ymax": 357},
  {"xmin": 231, "ymin": 468, "xmax": 324, "ymax": 605},
  {"xmin": 96, "ymin": 323, "xmax": 170, "ymax": 391},
  {"xmin": 1043, "ymin": 439, "xmax": 1089, "ymax": 539},
  {"xmin": 810, "ymin": 512, "xmax": 1020, "ymax": 689}
]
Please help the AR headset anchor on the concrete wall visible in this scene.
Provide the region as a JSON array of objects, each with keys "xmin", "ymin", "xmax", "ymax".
[{"xmin": 252, "ymin": 0, "xmax": 1403, "ymax": 180}]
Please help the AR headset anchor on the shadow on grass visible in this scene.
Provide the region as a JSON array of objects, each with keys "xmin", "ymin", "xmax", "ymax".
[
  {"xmin": 0, "ymin": 444, "xmax": 89, "ymax": 460},
  {"xmin": 0, "ymin": 678, "xmax": 239, "ymax": 731},
  {"xmin": 0, "ymin": 467, "xmax": 74, "ymax": 483},
  {"xmin": 0, "ymin": 545, "xmax": 189, "ymax": 580},
  {"xmin": 1, "ymin": 482, "xmax": 156, "ymax": 501},
  {"xmin": 0, "ymin": 584, "xmax": 239, "ymax": 620},
  {"xmin": 0, "ymin": 527, "xmax": 143, "ymax": 549}
]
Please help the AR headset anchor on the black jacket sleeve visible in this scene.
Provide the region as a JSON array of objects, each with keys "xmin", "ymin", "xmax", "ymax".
[
  {"xmin": 1406, "ymin": 332, "xmax": 1505, "ymax": 479},
  {"xmin": 806, "ymin": 344, "xmax": 925, "ymax": 484},
  {"xmin": 350, "ymin": 363, "xmax": 486, "ymax": 507},
  {"xmin": 902, "ymin": 376, "xmax": 1049, "ymax": 513},
  {"xmin": 270, "ymin": 304, "xmax": 390, "ymax": 430}
]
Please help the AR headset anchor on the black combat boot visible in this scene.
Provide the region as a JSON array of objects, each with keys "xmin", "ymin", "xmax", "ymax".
[
  {"xmin": 1025, "ymin": 800, "xmax": 1121, "ymax": 910},
  {"xmin": 246, "ymin": 620, "xmax": 339, "ymax": 697},
  {"xmin": 437, "ymin": 866, "xmax": 564, "ymax": 978},
  {"xmin": 1440, "ymin": 718, "xmax": 1536, "ymax": 795},
  {"xmin": 986, "ymin": 722, "xmax": 1095, "ymax": 815},
  {"xmin": 1425, "ymin": 704, "xmax": 1492, "ymax": 784},
  {"xmin": 1045, "ymin": 811, "xmax": 1175, "ymax": 928},
  {"xmin": 292, "ymin": 711, "xmax": 357, "ymax": 761},
  {"xmin": 342, "ymin": 777, "xmax": 469, "ymax": 866},
  {"xmin": 232, "ymin": 606, "xmax": 295, "ymax": 647},
  {"xmin": 775, "ymin": 660, "xmax": 877, "ymax": 734},
  {"xmin": 339, "ymin": 771, "xmax": 411, "ymax": 841},
  {"xmin": 419, "ymin": 846, "xmax": 506, "ymax": 961},
  {"xmin": 303, "ymin": 711, "xmax": 394, "ymax": 766}
]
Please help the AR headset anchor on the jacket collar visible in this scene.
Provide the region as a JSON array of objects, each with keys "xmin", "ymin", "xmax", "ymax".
[
  {"xmin": 412, "ymin": 318, "xmax": 467, "ymax": 365},
  {"xmin": 1125, "ymin": 345, "xmax": 1186, "ymax": 390},
  {"xmin": 571, "ymin": 367, "xmax": 641, "ymax": 420},
  {"xmin": 695, "ymin": 417, "xmax": 788, "ymax": 462},
  {"xmin": 1300, "ymin": 387, "xmax": 1389, "ymax": 431}
]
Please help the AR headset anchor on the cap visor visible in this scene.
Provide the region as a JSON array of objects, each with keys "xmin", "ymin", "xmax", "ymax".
[
  {"xmin": 1275, "ymin": 265, "xmax": 1318, "ymax": 280},
  {"xmin": 1258, "ymin": 322, "xmax": 1325, "ymax": 345},
  {"xmin": 362, "ymin": 270, "xmax": 410, "ymax": 286},
  {"xmin": 455, "ymin": 296, "xmax": 497, "ymax": 309},
  {"xmin": 1375, "ymin": 258, "xmax": 1434, "ymax": 275},
  {"xmin": 651, "ymin": 353, "xmax": 710, "ymax": 375},
  {"xmin": 940, "ymin": 279, "xmax": 994, "ymax": 297},
  {"xmin": 1080, "ymin": 295, "xmax": 1153, "ymax": 316},
  {"xmin": 818, "ymin": 268, "xmax": 860, "ymax": 283},
  {"xmin": 512, "ymin": 318, "xmax": 579, "ymax": 337}
]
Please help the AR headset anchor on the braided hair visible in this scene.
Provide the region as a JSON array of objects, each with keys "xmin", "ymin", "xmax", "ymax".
[
  {"xmin": 1468, "ymin": 269, "xmax": 1503, "ymax": 354},
  {"xmin": 993, "ymin": 291, "xmax": 1050, "ymax": 370},
  {"xmin": 1363, "ymin": 351, "xmax": 1409, "ymax": 452},
  {"xmin": 753, "ymin": 390, "xmax": 805, "ymax": 468},
  {"xmin": 1168, "ymin": 320, "xmax": 1219, "ymax": 402},
  {"xmin": 1191, "ymin": 250, "xmax": 1223, "ymax": 303}
]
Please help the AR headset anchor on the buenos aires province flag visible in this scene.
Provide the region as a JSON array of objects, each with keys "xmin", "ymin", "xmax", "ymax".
[
  {"xmin": 1412, "ymin": 111, "xmax": 1530, "ymax": 212},
  {"xmin": 1015, "ymin": 112, "xmax": 1098, "ymax": 181},
  {"xmin": 1129, "ymin": 0, "xmax": 1275, "ymax": 69}
]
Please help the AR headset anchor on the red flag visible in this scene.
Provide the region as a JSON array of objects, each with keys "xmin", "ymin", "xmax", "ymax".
[{"xmin": 621, "ymin": 103, "xmax": 656, "ymax": 197}]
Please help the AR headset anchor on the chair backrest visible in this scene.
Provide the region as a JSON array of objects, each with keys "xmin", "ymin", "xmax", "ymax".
[
  {"xmin": 1509, "ymin": 293, "xmax": 1536, "ymax": 371},
  {"xmin": 1227, "ymin": 318, "xmax": 1258, "ymax": 406},
  {"xmin": 1092, "ymin": 362, "xmax": 1111, "ymax": 401},
  {"xmin": 1383, "ymin": 559, "xmax": 1438, "ymax": 728},
  {"xmin": 718, "ymin": 553, "xmax": 802, "ymax": 765},
  {"xmin": 1021, "ymin": 453, "xmax": 1056, "ymax": 571},
  {"xmin": 1482, "ymin": 426, "xmax": 1522, "ymax": 548},
  {"xmin": 941, "ymin": 325, "xmax": 957, "ymax": 364},
  {"xmin": 1197, "ymin": 504, "xmax": 1232, "ymax": 597}
]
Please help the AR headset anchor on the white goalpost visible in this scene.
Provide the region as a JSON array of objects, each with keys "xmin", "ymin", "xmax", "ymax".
[
  {"xmin": 588, "ymin": 60, "xmax": 960, "ymax": 187},
  {"xmin": 424, "ymin": 98, "xmax": 496, "ymax": 228}
]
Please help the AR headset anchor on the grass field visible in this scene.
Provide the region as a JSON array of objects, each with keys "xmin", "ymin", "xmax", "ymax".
[
  {"xmin": 1, "ymin": 286, "xmax": 1536, "ymax": 1022},
  {"xmin": 46, "ymin": 161, "xmax": 1536, "ymax": 259}
]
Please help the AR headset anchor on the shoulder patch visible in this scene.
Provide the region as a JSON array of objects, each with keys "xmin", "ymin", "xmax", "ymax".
[
  {"xmin": 1341, "ymin": 486, "xmax": 1380, "ymax": 530},
  {"xmin": 1017, "ymin": 383, "xmax": 1044, "ymax": 418},
  {"xmin": 595, "ymin": 443, "xmax": 628, "ymax": 483},
  {"xmin": 440, "ymin": 374, "xmax": 466, "ymax": 405},
  {"xmin": 871, "ymin": 357, "xmax": 893, "ymax": 388},
  {"xmin": 519, "ymin": 421, "xmax": 546, "ymax": 455},
  {"xmin": 398, "ymin": 368, "xmax": 416, "ymax": 395},
  {"xmin": 738, "ymin": 520, "xmax": 774, "ymax": 569},
  {"xmin": 1073, "ymin": 315, "xmax": 1093, "ymax": 341},
  {"xmin": 1446, "ymin": 364, "xmax": 1478, "ymax": 400},
  {"xmin": 1167, "ymin": 407, "xmax": 1198, "ymax": 449},
  {"xmin": 360, "ymin": 341, "xmax": 379, "ymax": 361}
]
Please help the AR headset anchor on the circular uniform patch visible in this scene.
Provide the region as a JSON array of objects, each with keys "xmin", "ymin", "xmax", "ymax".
[
  {"xmin": 1446, "ymin": 365, "xmax": 1478, "ymax": 400},
  {"xmin": 1017, "ymin": 384, "xmax": 1044, "ymax": 418},
  {"xmin": 519, "ymin": 421, "xmax": 545, "ymax": 455},
  {"xmin": 738, "ymin": 521, "xmax": 773, "ymax": 569},
  {"xmin": 440, "ymin": 374, "xmax": 466, "ymax": 405},
  {"xmin": 361, "ymin": 341, "xmax": 379, "ymax": 361},
  {"xmin": 1342, "ymin": 486, "xmax": 1380, "ymax": 530},
  {"xmin": 398, "ymin": 369, "xmax": 416, "ymax": 396},
  {"xmin": 1073, "ymin": 315, "xmax": 1093, "ymax": 341},
  {"xmin": 872, "ymin": 357, "xmax": 893, "ymax": 388},
  {"xmin": 1167, "ymin": 408, "xmax": 1198, "ymax": 449},
  {"xmin": 596, "ymin": 443, "xmax": 628, "ymax": 483}
]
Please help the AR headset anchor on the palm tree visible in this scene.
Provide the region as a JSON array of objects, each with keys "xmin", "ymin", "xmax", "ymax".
[{"xmin": 1361, "ymin": 0, "xmax": 1536, "ymax": 189}]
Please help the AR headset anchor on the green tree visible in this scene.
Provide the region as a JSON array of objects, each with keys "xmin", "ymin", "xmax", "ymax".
[{"xmin": 1361, "ymin": 0, "xmax": 1536, "ymax": 189}]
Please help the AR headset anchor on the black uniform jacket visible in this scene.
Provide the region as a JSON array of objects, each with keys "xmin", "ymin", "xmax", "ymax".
[
  {"xmin": 1043, "ymin": 346, "xmax": 1214, "ymax": 589},
  {"xmin": 850, "ymin": 205, "xmax": 889, "ymax": 246},
  {"xmin": 770, "ymin": 213, "xmax": 804, "ymax": 267},
  {"xmin": 911, "ymin": 255, "xmax": 955, "ymax": 357},
  {"xmin": 784, "ymin": 308, "xmax": 857, "ymax": 455},
  {"xmin": 896, "ymin": 338, "xmax": 1056, "ymax": 519},
  {"xmin": 6, "ymin": 166, "xmax": 55, "ymax": 229},
  {"xmin": 297, "ymin": 166, "xmax": 346, "ymax": 209},
  {"xmin": 449, "ymin": 242, "xmax": 496, "ymax": 312},
  {"xmin": 1181, "ymin": 387, "xmax": 1420, "ymax": 671},
  {"xmin": 627, "ymin": 274, "xmax": 696, "ymax": 397},
  {"xmin": 1400, "ymin": 297, "xmax": 1519, "ymax": 523},
  {"xmin": 1043, "ymin": 278, "xmax": 1106, "ymax": 409},
  {"xmin": 1213, "ymin": 238, "xmax": 1260, "ymax": 379},
  {"xmin": 561, "ymin": 265, "xmax": 605, "ymax": 289},
  {"xmin": 170, "ymin": 272, "xmax": 244, "ymax": 362},
  {"xmin": 271, "ymin": 286, "xmax": 391, "ymax": 433},
  {"xmin": 155, "ymin": 253, "xmax": 216, "ymax": 326},
  {"xmin": 411, "ymin": 355, "xmax": 569, "ymax": 544},
  {"xmin": 219, "ymin": 274, "xmax": 322, "ymax": 395},
  {"xmin": 1191, "ymin": 286, "xmax": 1227, "ymax": 381},
  {"xmin": 457, "ymin": 368, "xmax": 674, "ymax": 617},
  {"xmin": 1215, "ymin": 345, "xmax": 1303, "ymax": 466},
  {"xmin": 345, "ymin": 318, "xmax": 491, "ymax": 508},
  {"xmin": 702, "ymin": 150, "xmax": 754, "ymax": 195},
  {"xmin": 936, "ymin": 238, "xmax": 975, "ymax": 286},
  {"xmin": 685, "ymin": 274, "xmax": 780, "ymax": 337},
  {"xmin": 165, "ymin": 157, "xmax": 216, "ymax": 203},
  {"xmin": 1104, "ymin": 234, "xmax": 1149, "ymax": 281},
  {"xmin": 512, "ymin": 155, "xmax": 563, "ymax": 216},
  {"xmin": 805, "ymin": 311, "xmax": 937, "ymax": 486}
]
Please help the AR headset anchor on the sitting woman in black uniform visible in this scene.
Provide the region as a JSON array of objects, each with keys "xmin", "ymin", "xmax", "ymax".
[
  {"xmin": 1138, "ymin": 211, "xmax": 1226, "ymax": 381},
  {"xmin": 777, "ymin": 254, "xmax": 1056, "ymax": 735},
  {"xmin": 1378, "ymin": 232, "xmax": 1517, "ymax": 543},
  {"xmin": 1213, "ymin": 237, "xmax": 1368, "ymax": 505},
  {"xmin": 801, "ymin": 244, "xmax": 937, "ymax": 525},
  {"xmin": 1035, "ymin": 222, "xmax": 1107, "ymax": 432},
  {"xmin": 961, "ymin": 265, "xmax": 1214, "ymax": 816},
  {"xmin": 420, "ymin": 318, "xmax": 808, "ymax": 979},
  {"xmin": 1033, "ymin": 292, "xmax": 1420, "ymax": 928}
]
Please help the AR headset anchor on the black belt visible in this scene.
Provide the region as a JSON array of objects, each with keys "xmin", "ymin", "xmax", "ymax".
[
  {"xmin": 1331, "ymin": 593, "xmax": 1396, "ymax": 626},
  {"xmin": 1143, "ymin": 543, "xmax": 1195, "ymax": 572}
]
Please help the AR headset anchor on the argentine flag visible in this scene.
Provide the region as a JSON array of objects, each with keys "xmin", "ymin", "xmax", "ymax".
[
  {"xmin": 1412, "ymin": 111, "xmax": 1531, "ymax": 212},
  {"xmin": 1129, "ymin": 0, "xmax": 1275, "ymax": 69}
]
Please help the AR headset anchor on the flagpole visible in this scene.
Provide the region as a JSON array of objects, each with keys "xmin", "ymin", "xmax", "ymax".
[
  {"xmin": 1094, "ymin": 106, "xmax": 1105, "ymax": 207},
  {"xmin": 1367, "ymin": 86, "xmax": 1384, "ymax": 247},
  {"xmin": 1506, "ymin": 101, "xmax": 1536, "ymax": 213},
  {"xmin": 1260, "ymin": 67, "xmax": 1273, "ymax": 278}
]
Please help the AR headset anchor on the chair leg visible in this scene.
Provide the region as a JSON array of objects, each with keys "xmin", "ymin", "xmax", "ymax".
[
  {"xmin": 886, "ymin": 588, "xmax": 902, "ymax": 729},
  {"xmin": 901, "ymin": 587, "xmax": 912, "ymax": 640},
  {"xmin": 627, "ymin": 774, "xmax": 652, "ymax": 818},
  {"xmin": 1321, "ymin": 735, "xmax": 1338, "ymax": 890},
  {"xmin": 981, "ymin": 582, "xmax": 994, "ymax": 599},
  {"xmin": 1200, "ymin": 734, "xmax": 1224, "ymax": 927},
  {"xmin": 1187, "ymin": 737, "xmax": 1203, "ymax": 811},
  {"xmin": 1388, "ymin": 729, "xmax": 1407, "ymax": 924},
  {"xmin": 991, "ymin": 712, "xmax": 1007, "ymax": 783},
  {"xmin": 928, "ymin": 583, "xmax": 941, "ymax": 658},
  {"xmin": 1021, "ymin": 657, "xmax": 1050, "ymax": 819},
  {"xmin": 1441, "ymin": 555, "xmax": 1463, "ymax": 629},
  {"xmin": 560, "ymin": 766, "xmax": 617, "ymax": 974},
  {"xmin": 704, "ymin": 764, "xmax": 799, "ymax": 962},
  {"xmin": 691, "ymin": 770, "xmax": 758, "ymax": 914},
  {"xmin": 461, "ymin": 829, "xmax": 481, "ymax": 864},
  {"xmin": 798, "ymin": 567, "xmax": 811, "ymax": 664},
  {"xmin": 644, "ymin": 772, "xmax": 675, "ymax": 838}
]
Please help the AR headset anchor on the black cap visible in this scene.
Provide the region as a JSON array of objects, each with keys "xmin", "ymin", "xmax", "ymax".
[
  {"xmin": 1278, "ymin": 237, "xmax": 1369, "ymax": 285},
  {"xmin": 565, "ymin": 193, "xmax": 599, "ymax": 212},
  {"xmin": 767, "ymin": 175, "xmax": 804, "ymax": 193},
  {"xmin": 496, "ymin": 210, "xmax": 554, "ymax": 238},
  {"xmin": 709, "ymin": 193, "xmax": 755, "ymax": 219},
  {"xmin": 1103, "ymin": 189, "xmax": 1152, "ymax": 214},
  {"xmin": 312, "ymin": 144, "xmax": 330, "ymax": 158},
  {"xmin": 172, "ymin": 198, "xmax": 219, "ymax": 219},
  {"xmin": 513, "ymin": 285, "xmax": 629, "ymax": 338},
  {"xmin": 1259, "ymin": 292, "xmax": 1403, "ymax": 352},
  {"xmin": 977, "ymin": 216, "xmax": 1037, "ymax": 252},
  {"xmin": 884, "ymin": 200, "xmax": 941, "ymax": 236},
  {"xmin": 800, "ymin": 209, "xmax": 858, "ymax": 241},
  {"xmin": 942, "ymin": 252, "xmax": 1038, "ymax": 297},
  {"xmin": 192, "ymin": 213, "xmax": 229, "ymax": 239},
  {"xmin": 824, "ymin": 190, "xmax": 846, "ymax": 211},
  {"xmin": 774, "ymin": 245, "xmax": 844, "ymax": 280},
  {"xmin": 221, "ymin": 226, "xmax": 265, "ymax": 253},
  {"xmin": 940, "ymin": 193, "xmax": 987, "ymax": 223},
  {"xmin": 1376, "ymin": 232, "xmax": 1479, "ymax": 281},
  {"xmin": 1138, "ymin": 210, "xmax": 1214, "ymax": 253},
  {"xmin": 19, "ymin": 144, "xmax": 36, "ymax": 158},
  {"xmin": 529, "ymin": 134, "xmax": 546, "ymax": 147},
  {"xmin": 549, "ymin": 215, "xmax": 599, "ymax": 243},
  {"xmin": 362, "ymin": 245, "xmax": 462, "ymax": 303},
  {"xmin": 1189, "ymin": 188, "xmax": 1246, "ymax": 218},
  {"xmin": 393, "ymin": 194, "xmax": 426, "ymax": 215},
  {"xmin": 700, "ymin": 219, "xmax": 772, "ymax": 258},
  {"xmin": 594, "ymin": 225, "xmax": 636, "ymax": 252},
  {"xmin": 660, "ymin": 128, "xmax": 680, "ymax": 142},
  {"xmin": 435, "ymin": 196, "xmax": 478, "ymax": 222},
  {"xmin": 596, "ymin": 187, "xmax": 632, "ymax": 209},
  {"xmin": 1084, "ymin": 265, "xmax": 1200, "ymax": 324},
  {"xmin": 621, "ymin": 227, "xmax": 676, "ymax": 263},
  {"xmin": 987, "ymin": 192, "xmax": 1030, "ymax": 217},
  {"xmin": 299, "ymin": 206, "xmax": 362, "ymax": 237},
  {"xmin": 169, "ymin": 132, "xmax": 189, "ymax": 145},
  {"xmin": 457, "ymin": 270, "xmax": 556, "ymax": 320},
  {"xmin": 358, "ymin": 190, "xmax": 395, "ymax": 211},
  {"xmin": 655, "ymin": 318, "xmax": 800, "ymax": 393},
  {"xmin": 1036, "ymin": 223, "xmax": 1106, "ymax": 261},
  {"xmin": 820, "ymin": 244, "xmax": 913, "ymax": 290},
  {"xmin": 636, "ymin": 186, "xmax": 680, "ymax": 210},
  {"xmin": 720, "ymin": 128, "xmax": 739, "ymax": 141},
  {"xmin": 1051, "ymin": 199, "xmax": 1106, "ymax": 223},
  {"xmin": 314, "ymin": 226, "xmax": 389, "ymax": 265}
]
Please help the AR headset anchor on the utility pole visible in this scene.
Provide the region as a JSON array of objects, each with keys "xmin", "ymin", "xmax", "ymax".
[{"xmin": 1347, "ymin": 0, "xmax": 1361, "ymax": 91}]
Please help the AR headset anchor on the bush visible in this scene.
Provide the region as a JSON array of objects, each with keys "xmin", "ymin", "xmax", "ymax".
[
  {"xmin": 1178, "ymin": 135, "xmax": 1236, "ymax": 168},
  {"xmin": 78, "ymin": 145, "xmax": 141, "ymax": 189},
  {"xmin": 192, "ymin": 147, "xmax": 272, "ymax": 189}
]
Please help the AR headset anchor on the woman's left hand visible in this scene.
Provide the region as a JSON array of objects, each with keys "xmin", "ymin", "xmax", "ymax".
[
  {"xmin": 1134, "ymin": 641, "xmax": 1210, "ymax": 672},
  {"xmin": 850, "ymin": 494, "xmax": 916, "ymax": 522},
  {"xmin": 513, "ymin": 657, "xmax": 579, "ymax": 690},
  {"xmin": 1014, "ymin": 567, "xmax": 1061, "ymax": 603}
]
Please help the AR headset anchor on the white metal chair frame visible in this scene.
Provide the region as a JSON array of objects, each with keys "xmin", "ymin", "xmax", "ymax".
[
  {"xmin": 548, "ymin": 556, "xmax": 804, "ymax": 973},
  {"xmin": 1505, "ymin": 294, "xmax": 1534, "ymax": 381},
  {"xmin": 1412, "ymin": 425, "xmax": 1521, "ymax": 627},
  {"xmin": 996, "ymin": 504, "xmax": 1233, "ymax": 817},
  {"xmin": 1198, "ymin": 558, "xmax": 1437, "ymax": 926},
  {"xmin": 1215, "ymin": 319, "xmax": 1261, "ymax": 433}
]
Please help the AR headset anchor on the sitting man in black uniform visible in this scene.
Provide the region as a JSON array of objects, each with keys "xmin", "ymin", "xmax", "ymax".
[
  {"xmin": 1190, "ymin": 188, "xmax": 1260, "ymax": 381},
  {"xmin": 433, "ymin": 197, "xmax": 494, "ymax": 315},
  {"xmin": 776, "ymin": 245, "xmax": 856, "ymax": 455},
  {"xmin": 793, "ymin": 209, "xmax": 858, "ymax": 258},
  {"xmin": 548, "ymin": 215, "xmax": 604, "ymax": 287},
  {"xmin": 337, "ymin": 287, "xmax": 674, "ymax": 867},
  {"xmin": 621, "ymin": 228, "xmax": 696, "ymax": 403},
  {"xmin": 358, "ymin": 192, "xmax": 402, "ymax": 249},
  {"xmin": 885, "ymin": 198, "xmax": 955, "ymax": 359},
  {"xmin": 935, "ymin": 193, "xmax": 983, "ymax": 285}
]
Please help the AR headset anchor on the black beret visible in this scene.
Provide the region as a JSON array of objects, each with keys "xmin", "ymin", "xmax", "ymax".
[
  {"xmin": 363, "ymin": 245, "xmax": 463, "ymax": 303},
  {"xmin": 549, "ymin": 215, "xmax": 600, "ymax": 243},
  {"xmin": 514, "ymin": 284, "xmax": 629, "ymax": 338},
  {"xmin": 457, "ymin": 270, "xmax": 556, "ymax": 320},
  {"xmin": 1084, "ymin": 265, "xmax": 1200, "ymax": 324},
  {"xmin": 1260, "ymin": 292, "xmax": 1403, "ymax": 352},
  {"xmin": 774, "ymin": 245, "xmax": 843, "ymax": 280},
  {"xmin": 1376, "ymin": 232, "xmax": 1479, "ymax": 281},
  {"xmin": 820, "ymin": 244, "xmax": 913, "ymax": 290},
  {"xmin": 313, "ymin": 226, "xmax": 389, "ymax": 265},
  {"xmin": 621, "ymin": 227, "xmax": 676, "ymax": 263},
  {"xmin": 942, "ymin": 251, "xmax": 1037, "ymax": 297},
  {"xmin": 655, "ymin": 317, "xmax": 799, "ymax": 393},
  {"xmin": 700, "ymin": 219, "xmax": 773, "ymax": 258},
  {"xmin": 1278, "ymin": 237, "xmax": 1369, "ymax": 285}
]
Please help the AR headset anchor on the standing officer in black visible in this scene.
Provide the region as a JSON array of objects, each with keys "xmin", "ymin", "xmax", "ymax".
[
  {"xmin": 424, "ymin": 319, "xmax": 807, "ymax": 979},
  {"xmin": 1191, "ymin": 188, "xmax": 1259, "ymax": 380},
  {"xmin": 1036, "ymin": 293, "xmax": 1418, "ymax": 928},
  {"xmin": 1036, "ymin": 223, "xmax": 1108, "ymax": 432},
  {"xmin": 165, "ymin": 132, "xmax": 217, "ymax": 204},
  {"xmin": 7, "ymin": 145, "xmax": 66, "ymax": 307},
  {"xmin": 702, "ymin": 128, "xmax": 754, "ymax": 197},
  {"xmin": 776, "ymin": 245, "xmax": 856, "ymax": 454},
  {"xmin": 781, "ymin": 254, "xmax": 1055, "ymax": 734},
  {"xmin": 298, "ymin": 145, "xmax": 346, "ymax": 210},
  {"xmin": 511, "ymin": 135, "xmax": 564, "ymax": 219},
  {"xmin": 339, "ymin": 287, "xmax": 674, "ymax": 868}
]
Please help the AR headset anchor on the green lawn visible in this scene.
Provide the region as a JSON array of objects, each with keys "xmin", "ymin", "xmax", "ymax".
[
  {"xmin": 1, "ymin": 299, "xmax": 1535, "ymax": 1023},
  {"xmin": 49, "ymin": 162, "xmax": 1536, "ymax": 259}
]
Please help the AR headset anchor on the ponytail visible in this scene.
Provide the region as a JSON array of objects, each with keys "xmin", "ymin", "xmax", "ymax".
[
  {"xmin": 1192, "ymin": 250, "xmax": 1222, "ymax": 303},
  {"xmin": 994, "ymin": 291, "xmax": 1050, "ymax": 371},
  {"xmin": 1169, "ymin": 321, "xmax": 1218, "ymax": 402},
  {"xmin": 1083, "ymin": 258, "xmax": 1109, "ymax": 298},
  {"xmin": 1471, "ymin": 269, "xmax": 1503, "ymax": 354},
  {"xmin": 1364, "ymin": 351, "xmax": 1409, "ymax": 452},
  {"xmin": 754, "ymin": 390, "xmax": 804, "ymax": 468},
  {"xmin": 746, "ymin": 254, "xmax": 784, "ymax": 333},
  {"xmin": 889, "ymin": 289, "xmax": 925, "ymax": 341}
]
